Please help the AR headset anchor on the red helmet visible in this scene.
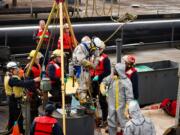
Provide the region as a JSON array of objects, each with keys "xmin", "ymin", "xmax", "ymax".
[{"xmin": 122, "ymin": 55, "xmax": 136, "ymax": 64}]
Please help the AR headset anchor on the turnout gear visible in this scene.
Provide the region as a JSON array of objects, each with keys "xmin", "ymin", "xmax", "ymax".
[
  {"xmin": 34, "ymin": 116, "xmax": 57, "ymax": 135},
  {"xmin": 28, "ymin": 50, "xmax": 43, "ymax": 59},
  {"xmin": 101, "ymin": 63, "xmax": 134, "ymax": 135},
  {"xmin": 124, "ymin": 100, "xmax": 156, "ymax": 135}
]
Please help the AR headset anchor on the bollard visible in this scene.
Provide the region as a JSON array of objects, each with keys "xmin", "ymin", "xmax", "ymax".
[{"xmin": 116, "ymin": 38, "xmax": 122, "ymax": 63}]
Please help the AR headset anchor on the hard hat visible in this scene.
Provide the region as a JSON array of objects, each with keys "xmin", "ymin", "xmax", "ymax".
[
  {"xmin": 51, "ymin": 49, "xmax": 61, "ymax": 58},
  {"xmin": 81, "ymin": 36, "xmax": 91, "ymax": 44},
  {"xmin": 63, "ymin": 23, "xmax": 69, "ymax": 29},
  {"xmin": 6, "ymin": 61, "xmax": 18, "ymax": 69},
  {"xmin": 122, "ymin": 55, "xmax": 136, "ymax": 64},
  {"xmin": 45, "ymin": 103, "xmax": 55, "ymax": 114},
  {"xmin": 28, "ymin": 50, "xmax": 43, "ymax": 59},
  {"xmin": 92, "ymin": 37, "xmax": 105, "ymax": 50}
]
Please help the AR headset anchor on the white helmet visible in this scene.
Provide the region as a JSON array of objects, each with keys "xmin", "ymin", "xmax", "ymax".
[
  {"xmin": 6, "ymin": 61, "xmax": 18, "ymax": 69},
  {"xmin": 92, "ymin": 37, "xmax": 105, "ymax": 50},
  {"xmin": 81, "ymin": 36, "xmax": 91, "ymax": 44}
]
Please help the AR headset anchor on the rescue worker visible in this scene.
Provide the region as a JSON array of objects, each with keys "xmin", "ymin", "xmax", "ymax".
[
  {"xmin": 57, "ymin": 23, "xmax": 74, "ymax": 52},
  {"xmin": 46, "ymin": 49, "xmax": 61, "ymax": 102},
  {"xmin": 4, "ymin": 61, "xmax": 40, "ymax": 134},
  {"xmin": 30, "ymin": 103, "xmax": 64, "ymax": 135},
  {"xmin": 71, "ymin": 36, "xmax": 99, "ymax": 104},
  {"xmin": 90, "ymin": 37, "xmax": 111, "ymax": 127},
  {"xmin": 24, "ymin": 50, "xmax": 43, "ymax": 123},
  {"xmin": 124, "ymin": 100, "xmax": 156, "ymax": 135},
  {"xmin": 57, "ymin": 23, "xmax": 75, "ymax": 73},
  {"xmin": 122, "ymin": 55, "xmax": 139, "ymax": 100},
  {"xmin": 100, "ymin": 63, "xmax": 134, "ymax": 135},
  {"xmin": 33, "ymin": 20, "xmax": 50, "ymax": 66}
]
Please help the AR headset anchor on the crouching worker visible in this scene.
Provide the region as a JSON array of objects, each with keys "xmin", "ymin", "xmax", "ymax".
[
  {"xmin": 124, "ymin": 100, "xmax": 156, "ymax": 135},
  {"xmin": 30, "ymin": 103, "xmax": 64, "ymax": 135},
  {"xmin": 100, "ymin": 63, "xmax": 134, "ymax": 135},
  {"xmin": 4, "ymin": 61, "xmax": 40, "ymax": 134}
]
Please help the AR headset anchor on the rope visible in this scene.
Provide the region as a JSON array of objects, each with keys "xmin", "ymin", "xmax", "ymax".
[
  {"xmin": 42, "ymin": 10, "xmax": 58, "ymax": 66},
  {"xmin": 85, "ymin": 0, "xmax": 89, "ymax": 17}
]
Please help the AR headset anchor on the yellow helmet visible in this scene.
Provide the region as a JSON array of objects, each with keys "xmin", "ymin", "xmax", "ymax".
[
  {"xmin": 51, "ymin": 49, "xmax": 61, "ymax": 58},
  {"xmin": 28, "ymin": 50, "xmax": 43, "ymax": 59}
]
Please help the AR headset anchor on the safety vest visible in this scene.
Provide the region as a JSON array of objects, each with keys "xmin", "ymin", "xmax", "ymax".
[
  {"xmin": 34, "ymin": 116, "xmax": 57, "ymax": 135},
  {"xmin": 90, "ymin": 53, "xmax": 108, "ymax": 77},
  {"xmin": 126, "ymin": 67, "xmax": 137, "ymax": 79},
  {"xmin": 57, "ymin": 33, "xmax": 74, "ymax": 50},
  {"xmin": 46, "ymin": 61, "xmax": 61, "ymax": 84},
  {"xmin": 4, "ymin": 74, "xmax": 24, "ymax": 98},
  {"xmin": 36, "ymin": 29, "xmax": 50, "ymax": 43},
  {"xmin": 31, "ymin": 64, "xmax": 41, "ymax": 78}
]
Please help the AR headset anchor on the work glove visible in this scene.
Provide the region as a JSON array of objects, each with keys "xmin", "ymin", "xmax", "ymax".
[
  {"xmin": 100, "ymin": 83, "xmax": 107, "ymax": 96},
  {"xmin": 93, "ymin": 76, "xmax": 99, "ymax": 81}
]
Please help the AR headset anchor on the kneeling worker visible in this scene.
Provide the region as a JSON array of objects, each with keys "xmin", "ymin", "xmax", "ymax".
[
  {"xmin": 124, "ymin": 100, "xmax": 156, "ymax": 135},
  {"xmin": 4, "ymin": 61, "xmax": 40, "ymax": 134},
  {"xmin": 30, "ymin": 103, "xmax": 63, "ymax": 135}
]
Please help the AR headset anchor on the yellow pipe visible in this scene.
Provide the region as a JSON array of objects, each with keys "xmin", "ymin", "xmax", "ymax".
[
  {"xmin": 26, "ymin": 1, "xmax": 57, "ymax": 77},
  {"xmin": 63, "ymin": 2, "xmax": 78, "ymax": 47},
  {"xmin": 59, "ymin": 2, "xmax": 66, "ymax": 135}
]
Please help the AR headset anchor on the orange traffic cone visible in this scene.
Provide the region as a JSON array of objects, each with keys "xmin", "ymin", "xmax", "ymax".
[{"xmin": 12, "ymin": 121, "xmax": 21, "ymax": 135}]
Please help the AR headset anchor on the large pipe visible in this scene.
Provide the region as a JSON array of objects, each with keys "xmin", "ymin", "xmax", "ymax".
[{"xmin": 1, "ymin": 19, "xmax": 180, "ymax": 54}]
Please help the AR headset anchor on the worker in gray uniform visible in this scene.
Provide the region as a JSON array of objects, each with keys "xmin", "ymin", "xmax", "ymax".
[
  {"xmin": 124, "ymin": 100, "xmax": 156, "ymax": 135},
  {"xmin": 70, "ymin": 36, "xmax": 99, "ymax": 104},
  {"xmin": 100, "ymin": 63, "xmax": 134, "ymax": 135}
]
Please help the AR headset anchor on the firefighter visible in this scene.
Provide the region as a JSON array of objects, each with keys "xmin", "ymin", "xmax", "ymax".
[
  {"xmin": 24, "ymin": 50, "xmax": 43, "ymax": 123},
  {"xmin": 90, "ymin": 37, "xmax": 111, "ymax": 127},
  {"xmin": 124, "ymin": 100, "xmax": 156, "ymax": 135},
  {"xmin": 33, "ymin": 20, "xmax": 50, "ymax": 66},
  {"xmin": 30, "ymin": 103, "xmax": 64, "ymax": 135},
  {"xmin": 70, "ymin": 36, "xmax": 99, "ymax": 104},
  {"xmin": 46, "ymin": 49, "xmax": 61, "ymax": 102},
  {"xmin": 122, "ymin": 55, "xmax": 139, "ymax": 100},
  {"xmin": 100, "ymin": 63, "xmax": 134, "ymax": 135},
  {"xmin": 4, "ymin": 61, "xmax": 40, "ymax": 134},
  {"xmin": 57, "ymin": 23, "xmax": 75, "ymax": 73}
]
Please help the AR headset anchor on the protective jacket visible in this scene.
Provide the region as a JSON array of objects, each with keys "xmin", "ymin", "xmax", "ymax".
[
  {"xmin": 4, "ymin": 74, "xmax": 24, "ymax": 98},
  {"xmin": 57, "ymin": 33, "xmax": 74, "ymax": 50},
  {"xmin": 126, "ymin": 67, "xmax": 139, "ymax": 99},
  {"xmin": 30, "ymin": 116, "xmax": 64, "ymax": 135},
  {"xmin": 46, "ymin": 60, "xmax": 61, "ymax": 84},
  {"xmin": 72, "ymin": 42, "xmax": 98, "ymax": 103},
  {"xmin": 34, "ymin": 116, "xmax": 57, "ymax": 135},
  {"xmin": 101, "ymin": 63, "xmax": 134, "ymax": 135},
  {"xmin": 36, "ymin": 29, "xmax": 50, "ymax": 43},
  {"xmin": 124, "ymin": 101, "xmax": 156, "ymax": 135}
]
